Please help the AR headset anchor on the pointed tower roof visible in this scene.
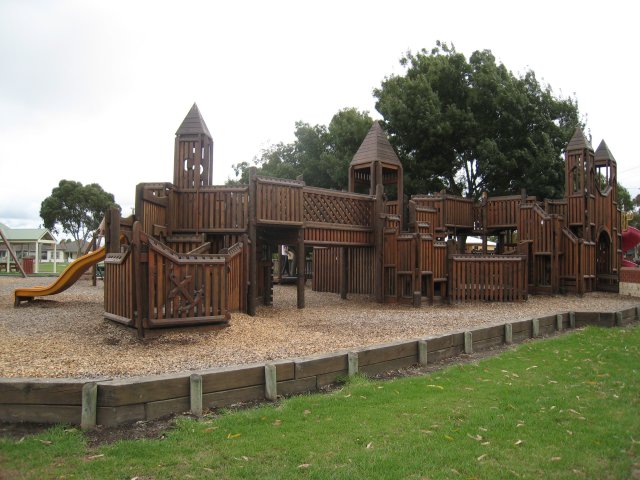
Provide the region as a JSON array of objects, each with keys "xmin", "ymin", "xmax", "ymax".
[
  {"xmin": 350, "ymin": 122, "xmax": 402, "ymax": 167},
  {"xmin": 566, "ymin": 128, "xmax": 593, "ymax": 152},
  {"xmin": 176, "ymin": 103, "xmax": 212, "ymax": 138},
  {"xmin": 595, "ymin": 140, "xmax": 616, "ymax": 163}
]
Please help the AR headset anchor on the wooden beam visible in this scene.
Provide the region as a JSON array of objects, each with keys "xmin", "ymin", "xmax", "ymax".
[
  {"xmin": 247, "ymin": 168, "xmax": 258, "ymax": 316},
  {"xmin": 0, "ymin": 227, "xmax": 27, "ymax": 278},
  {"xmin": 297, "ymin": 228, "xmax": 305, "ymax": 309},
  {"xmin": 340, "ymin": 246, "xmax": 348, "ymax": 300},
  {"xmin": 374, "ymin": 184, "xmax": 384, "ymax": 303}
]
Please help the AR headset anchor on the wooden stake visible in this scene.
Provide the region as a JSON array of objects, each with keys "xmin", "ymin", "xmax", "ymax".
[
  {"xmin": 464, "ymin": 331, "xmax": 473, "ymax": 354},
  {"xmin": 265, "ymin": 364, "xmax": 277, "ymax": 401},
  {"xmin": 505, "ymin": 323, "xmax": 513, "ymax": 345},
  {"xmin": 81, "ymin": 382, "xmax": 97, "ymax": 430},
  {"xmin": 348, "ymin": 352, "xmax": 359, "ymax": 376},
  {"xmin": 532, "ymin": 318, "xmax": 540, "ymax": 337},
  {"xmin": 418, "ymin": 340, "xmax": 428, "ymax": 366},
  {"xmin": 190, "ymin": 374, "xmax": 203, "ymax": 416}
]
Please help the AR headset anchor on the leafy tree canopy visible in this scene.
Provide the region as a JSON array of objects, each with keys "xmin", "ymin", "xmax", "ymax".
[
  {"xmin": 40, "ymin": 180, "xmax": 120, "ymax": 254},
  {"xmin": 229, "ymin": 108, "xmax": 373, "ymax": 190},
  {"xmin": 374, "ymin": 42, "xmax": 581, "ymax": 199}
]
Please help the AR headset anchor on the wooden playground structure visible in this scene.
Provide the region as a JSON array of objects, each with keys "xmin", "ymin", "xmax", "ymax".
[{"xmin": 31, "ymin": 104, "xmax": 622, "ymax": 336}]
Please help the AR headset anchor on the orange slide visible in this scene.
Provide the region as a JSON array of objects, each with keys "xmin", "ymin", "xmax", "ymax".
[{"xmin": 14, "ymin": 246, "xmax": 106, "ymax": 306}]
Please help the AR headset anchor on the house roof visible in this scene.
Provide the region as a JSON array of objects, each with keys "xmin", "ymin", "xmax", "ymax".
[
  {"xmin": 350, "ymin": 122, "xmax": 402, "ymax": 168},
  {"xmin": 175, "ymin": 103, "xmax": 212, "ymax": 138},
  {"xmin": 0, "ymin": 222, "xmax": 55, "ymax": 243}
]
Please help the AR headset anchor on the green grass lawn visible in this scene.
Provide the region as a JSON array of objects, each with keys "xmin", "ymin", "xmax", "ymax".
[
  {"xmin": 35, "ymin": 262, "xmax": 68, "ymax": 274},
  {"xmin": 1, "ymin": 325, "xmax": 639, "ymax": 479}
]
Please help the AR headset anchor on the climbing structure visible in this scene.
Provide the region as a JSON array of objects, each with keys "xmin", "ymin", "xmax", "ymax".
[{"xmin": 102, "ymin": 105, "xmax": 622, "ymax": 335}]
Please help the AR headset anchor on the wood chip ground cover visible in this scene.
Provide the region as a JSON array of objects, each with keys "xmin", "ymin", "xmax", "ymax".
[{"xmin": 1, "ymin": 276, "xmax": 638, "ymax": 379}]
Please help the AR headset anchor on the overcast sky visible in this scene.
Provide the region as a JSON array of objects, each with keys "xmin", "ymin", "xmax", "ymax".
[{"xmin": 1, "ymin": 0, "xmax": 638, "ymax": 233}]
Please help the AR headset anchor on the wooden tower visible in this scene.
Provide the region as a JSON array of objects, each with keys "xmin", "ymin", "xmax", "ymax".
[
  {"xmin": 594, "ymin": 139, "xmax": 621, "ymax": 291},
  {"xmin": 564, "ymin": 128, "xmax": 595, "ymax": 241},
  {"xmin": 348, "ymin": 122, "xmax": 404, "ymax": 221},
  {"xmin": 174, "ymin": 103, "xmax": 214, "ymax": 189}
]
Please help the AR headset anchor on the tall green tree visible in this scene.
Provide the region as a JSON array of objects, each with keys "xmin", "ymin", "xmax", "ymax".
[
  {"xmin": 374, "ymin": 42, "xmax": 581, "ymax": 199},
  {"xmin": 40, "ymin": 180, "xmax": 120, "ymax": 256},
  {"xmin": 230, "ymin": 108, "xmax": 373, "ymax": 189}
]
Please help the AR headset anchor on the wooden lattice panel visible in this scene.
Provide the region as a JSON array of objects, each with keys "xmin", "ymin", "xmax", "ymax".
[{"xmin": 303, "ymin": 188, "xmax": 373, "ymax": 227}]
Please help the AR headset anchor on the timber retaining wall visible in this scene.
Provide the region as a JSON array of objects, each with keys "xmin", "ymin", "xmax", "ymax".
[{"xmin": 1, "ymin": 306, "xmax": 638, "ymax": 428}]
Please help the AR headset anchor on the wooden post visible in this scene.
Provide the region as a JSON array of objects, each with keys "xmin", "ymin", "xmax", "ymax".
[
  {"xmin": 413, "ymin": 234, "xmax": 421, "ymax": 307},
  {"xmin": 132, "ymin": 222, "xmax": 145, "ymax": 339},
  {"xmin": 569, "ymin": 311, "xmax": 576, "ymax": 328},
  {"xmin": 107, "ymin": 207, "xmax": 121, "ymax": 254},
  {"xmin": 374, "ymin": 184, "xmax": 385, "ymax": 303},
  {"xmin": 532, "ymin": 318, "xmax": 540, "ymax": 337},
  {"xmin": 348, "ymin": 352, "xmax": 359, "ymax": 376},
  {"xmin": 505, "ymin": 323, "xmax": 513, "ymax": 344},
  {"xmin": 81, "ymin": 382, "xmax": 97, "ymax": 430},
  {"xmin": 464, "ymin": 331, "xmax": 472, "ymax": 354},
  {"xmin": 242, "ymin": 233, "xmax": 250, "ymax": 314},
  {"xmin": 397, "ymin": 163, "xmax": 404, "ymax": 231},
  {"xmin": 90, "ymin": 235, "xmax": 97, "ymax": 287},
  {"xmin": 297, "ymin": 229, "xmax": 305, "ymax": 309},
  {"xmin": 340, "ymin": 246, "xmax": 348, "ymax": 300},
  {"xmin": 552, "ymin": 216, "xmax": 561, "ymax": 293},
  {"xmin": 556, "ymin": 314, "xmax": 563, "ymax": 331},
  {"xmin": 265, "ymin": 364, "xmax": 277, "ymax": 401},
  {"xmin": 248, "ymin": 168, "xmax": 258, "ymax": 316},
  {"xmin": 134, "ymin": 183, "xmax": 144, "ymax": 231},
  {"xmin": 374, "ymin": 160, "xmax": 383, "ymax": 199},
  {"xmin": 418, "ymin": 340, "xmax": 428, "ymax": 366},
  {"xmin": 481, "ymin": 192, "xmax": 488, "ymax": 254},
  {"xmin": 445, "ymin": 239, "xmax": 456, "ymax": 303},
  {"xmin": 190, "ymin": 374, "xmax": 203, "ymax": 416},
  {"xmin": 408, "ymin": 200, "xmax": 416, "ymax": 230},
  {"xmin": 0, "ymin": 227, "xmax": 27, "ymax": 278},
  {"xmin": 615, "ymin": 311, "xmax": 623, "ymax": 327}
]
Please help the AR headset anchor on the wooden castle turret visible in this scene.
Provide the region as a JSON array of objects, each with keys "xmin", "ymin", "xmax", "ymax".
[
  {"xmin": 565, "ymin": 128, "xmax": 595, "ymax": 240},
  {"xmin": 348, "ymin": 122, "xmax": 404, "ymax": 221},
  {"xmin": 594, "ymin": 140, "xmax": 617, "ymax": 202},
  {"xmin": 174, "ymin": 103, "xmax": 214, "ymax": 189}
]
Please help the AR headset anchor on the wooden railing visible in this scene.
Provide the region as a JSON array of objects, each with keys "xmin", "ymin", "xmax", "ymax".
[
  {"xmin": 104, "ymin": 249, "xmax": 135, "ymax": 326},
  {"xmin": 485, "ymin": 195, "xmax": 536, "ymax": 230},
  {"xmin": 384, "ymin": 200, "xmax": 399, "ymax": 216},
  {"xmin": 136, "ymin": 183, "xmax": 172, "ymax": 237},
  {"xmin": 144, "ymin": 235, "xmax": 229, "ymax": 327},
  {"xmin": 104, "ymin": 225, "xmax": 245, "ymax": 335},
  {"xmin": 311, "ymin": 246, "xmax": 373, "ymax": 294},
  {"xmin": 172, "ymin": 187, "xmax": 249, "ymax": 232},
  {"xmin": 304, "ymin": 187, "xmax": 375, "ymax": 245},
  {"xmin": 412, "ymin": 194, "xmax": 474, "ymax": 230},
  {"xmin": 449, "ymin": 255, "xmax": 528, "ymax": 302},
  {"xmin": 255, "ymin": 176, "xmax": 304, "ymax": 225},
  {"xmin": 223, "ymin": 242, "xmax": 246, "ymax": 313},
  {"xmin": 519, "ymin": 204, "xmax": 555, "ymax": 254},
  {"xmin": 560, "ymin": 228, "xmax": 580, "ymax": 293},
  {"xmin": 544, "ymin": 199, "xmax": 568, "ymax": 219}
]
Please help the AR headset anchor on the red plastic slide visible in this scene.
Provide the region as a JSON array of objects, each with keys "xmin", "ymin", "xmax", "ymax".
[{"xmin": 621, "ymin": 226, "xmax": 640, "ymax": 267}]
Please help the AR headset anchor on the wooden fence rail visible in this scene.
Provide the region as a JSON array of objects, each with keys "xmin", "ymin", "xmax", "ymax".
[
  {"xmin": 172, "ymin": 187, "xmax": 249, "ymax": 232},
  {"xmin": 255, "ymin": 176, "xmax": 304, "ymax": 225},
  {"xmin": 449, "ymin": 255, "xmax": 528, "ymax": 302}
]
